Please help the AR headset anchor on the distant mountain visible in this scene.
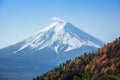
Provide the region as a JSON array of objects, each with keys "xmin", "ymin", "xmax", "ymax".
[
  {"xmin": 0, "ymin": 17, "xmax": 104, "ymax": 80},
  {"xmin": 34, "ymin": 37, "xmax": 120, "ymax": 80}
]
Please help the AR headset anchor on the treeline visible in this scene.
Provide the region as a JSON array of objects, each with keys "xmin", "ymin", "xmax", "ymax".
[{"xmin": 33, "ymin": 37, "xmax": 120, "ymax": 80}]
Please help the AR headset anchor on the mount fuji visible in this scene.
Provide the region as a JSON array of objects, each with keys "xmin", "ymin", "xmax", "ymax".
[{"xmin": 0, "ymin": 17, "xmax": 105, "ymax": 80}]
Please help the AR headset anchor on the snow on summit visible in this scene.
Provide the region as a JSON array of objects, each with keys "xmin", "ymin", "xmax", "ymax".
[
  {"xmin": 0, "ymin": 17, "xmax": 105, "ymax": 80},
  {"xmin": 14, "ymin": 17, "xmax": 104, "ymax": 53}
]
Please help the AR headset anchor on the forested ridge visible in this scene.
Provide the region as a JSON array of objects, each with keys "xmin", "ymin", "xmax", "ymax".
[{"xmin": 33, "ymin": 37, "xmax": 120, "ymax": 80}]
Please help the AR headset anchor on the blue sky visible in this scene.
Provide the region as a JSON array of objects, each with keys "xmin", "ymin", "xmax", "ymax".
[{"xmin": 0, "ymin": 0, "xmax": 120, "ymax": 48}]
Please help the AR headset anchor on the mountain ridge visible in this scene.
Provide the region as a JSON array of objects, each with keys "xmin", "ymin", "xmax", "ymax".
[
  {"xmin": 0, "ymin": 18, "xmax": 105, "ymax": 80},
  {"xmin": 10, "ymin": 21, "xmax": 104, "ymax": 54}
]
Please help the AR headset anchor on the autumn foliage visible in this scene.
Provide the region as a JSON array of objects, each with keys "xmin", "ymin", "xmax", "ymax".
[{"xmin": 33, "ymin": 37, "xmax": 120, "ymax": 80}]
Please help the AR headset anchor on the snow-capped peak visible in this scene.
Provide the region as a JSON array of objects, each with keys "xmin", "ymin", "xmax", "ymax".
[
  {"xmin": 0, "ymin": 17, "xmax": 105, "ymax": 80},
  {"xmin": 36, "ymin": 17, "xmax": 66, "ymax": 33},
  {"xmin": 14, "ymin": 18, "xmax": 104, "ymax": 53}
]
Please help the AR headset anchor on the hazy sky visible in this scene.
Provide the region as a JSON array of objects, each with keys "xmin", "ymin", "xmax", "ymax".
[{"xmin": 0, "ymin": 0, "xmax": 120, "ymax": 48}]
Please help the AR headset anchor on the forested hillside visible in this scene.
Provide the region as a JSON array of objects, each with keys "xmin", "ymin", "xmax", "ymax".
[{"xmin": 33, "ymin": 37, "xmax": 120, "ymax": 80}]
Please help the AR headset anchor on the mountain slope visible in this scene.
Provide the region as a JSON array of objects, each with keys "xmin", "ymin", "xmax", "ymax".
[
  {"xmin": 86, "ymin": 37, "xmax": 120, "ymax": 79},
  {"xmin": 0, "ymin": 17, "xmax": 104, "ymax": 80},
  {"xmin": 12, "ymin": 21, "xmax": 103, "ymax": 54},
  {"xmin": 34, "ymin": 37, "xmax": 120, "ymax": 80}
]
